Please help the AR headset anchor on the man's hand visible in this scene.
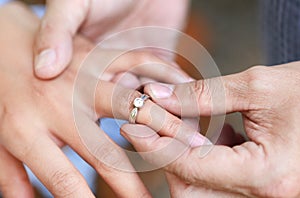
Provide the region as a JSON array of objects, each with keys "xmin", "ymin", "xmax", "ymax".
[
  {"xmin": 33, "ymin": 0, "xmax": 189, "ymax": 79},
  {"xmin": 122, "ymin": 64, "xmax": 300, "ymax": 197}
]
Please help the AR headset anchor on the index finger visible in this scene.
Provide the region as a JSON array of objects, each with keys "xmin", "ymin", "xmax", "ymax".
[
  {"xmin": 87, "ymin": 50, "xmax": 192, "ymax": 84},
  {"xmin": 96, "ymin": 81, "xmax": 208, "ymax": 147}
]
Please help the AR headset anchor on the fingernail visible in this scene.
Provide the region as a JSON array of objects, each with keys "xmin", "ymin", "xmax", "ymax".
[
  {"xmin": 35, "ymin": 49, "xmax": 56, "ymax": 71},
  {"xmin": 190, "ymin": 133, "xmax": 206, "ymax": 147},
  {"xmin": 149, "ymin": 83, "xmax": 174, "ymax": 99},
  {"xmin": 188, "ymin": 77, "xmax": 195, "ymax": 82}
]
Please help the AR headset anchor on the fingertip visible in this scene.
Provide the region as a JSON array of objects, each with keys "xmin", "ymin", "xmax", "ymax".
[
  {"xmin": 34, "ymin": 47, "xmax": 72, "ymax": 79},
  {"xmin": 34, "ymin": 48, "xmax": 57, "ymax": 78},
  {"xmin": 34, "ymin": 24, "xmax": 73, "ymax": 79},
  {"xmin": 144, "ymin": 83, "xmax": 174, "ymax": 100}
]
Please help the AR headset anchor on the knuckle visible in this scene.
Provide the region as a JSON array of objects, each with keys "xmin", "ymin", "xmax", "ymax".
[
  {"xmin": 194, "ymin": 80, "xmax": 210, "ymax": 100},
  {"xmin": 193, "ymin": 79, "xmax": 206, "ymax": 96},
  {"xmin": 245, "ymin": 65, "xmax": 269, "ymax": 76},
  {"xmin": 50, "ymin": 169, "xmax": 82, "ymax": 197},
  {"xmin": 243, "ymin": 66, "xmax": 277, "ymax": 107},
  {"xmin": 192, "ymin": 80, "xmax": 211, "ymax": 113},
  {"xmin": 244, "ymin": 66, "xmax": 274, "ymax": 93},
  {"xmin": 0, "ymin": 110, "xmax": 35, "ymax": 155}
]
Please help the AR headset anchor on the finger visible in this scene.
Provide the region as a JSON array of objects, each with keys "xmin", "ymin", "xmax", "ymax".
[
  {"xmin": 58, "ymin": 117, "xmax": 151, "ymax": 198},
  {"xmin": 98, "ymin": 50, "xmax": 192, "ymax": 84},
  {"xmin": 1, "ymin": 131, "xmax": 94, "ymax": 198},
  {"xmin": 96, "ymin": 81, "xmax": 210, "ymax": 147},
  {"xmin": 121, "ymin": 124, "xmax": 190, "ymax": 168},
  {"xmin": 144, "ymin": 72, "xmax": 251, "ymax": 117},
  {"xmin": 34, "ymin": 0, "xmax": 89, "ymax": 79},
  {"xmin": 25, "ymin": 137, "xmax": 94, "ymax": 198},
  {"xmin": 0, "ymin": 145, "xmax": 34, "ymax": 198},
  {"xmin": 121, "ymin": 124, "xmax": 262, "ymax": 196},
  {"xmin": 139, "ymin": 77, "xmax": 156, "ymax": 85},
  {"xmin": 111, "ymin": 72, "xmax": 141, "ymax": 89}
]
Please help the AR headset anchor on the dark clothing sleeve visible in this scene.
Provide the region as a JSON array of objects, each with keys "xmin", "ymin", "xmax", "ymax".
[{"xmin": 263, "ymin": 0, "xmax": 300, "ymax": 65}]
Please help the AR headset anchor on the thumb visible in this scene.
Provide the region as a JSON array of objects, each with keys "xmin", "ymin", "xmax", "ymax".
[
  {"xmin": 34, "ymin": 0, "xmax": 90, "ymax": 79},
  {"xmin": 121, "ymin": 124, "xmax": 258, "ymax": 196},
  {"xmin": 144, "ymin": 72, "xmax": 250, "ymax": 117}
]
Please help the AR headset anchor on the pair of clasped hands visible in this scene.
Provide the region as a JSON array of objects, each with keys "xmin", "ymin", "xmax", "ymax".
[{"xmin": 2, "ymin": 1, "xmax": 300, "ymax": 198}]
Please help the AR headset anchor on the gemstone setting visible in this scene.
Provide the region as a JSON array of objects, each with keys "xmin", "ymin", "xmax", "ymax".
[
  {"xmin": 131, "ymin": 107, "xmax": 138, "ymax": 118},
  {"xmin": 133, "ymin": 98, "xmax": 144, "ymax": 108}
]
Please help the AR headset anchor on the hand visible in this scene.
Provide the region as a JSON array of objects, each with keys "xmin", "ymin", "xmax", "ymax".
[
  {"xmin": 121, "ymin": 64, "xmax": 300, "ymax": 197},
  {"xmin": 165, "ymin": 125, "xmax": 245, "ymax": 198},
  {"xmin": 0, "ymin": 3, "xmax": 148, "ymax": 197},
  {"xmin": 0, "ymin": 3, "xmax": 189, "ymax": 197},
  {"xmin": 33, "ymin": 0, "xmax": 190, "ymax": 79}
]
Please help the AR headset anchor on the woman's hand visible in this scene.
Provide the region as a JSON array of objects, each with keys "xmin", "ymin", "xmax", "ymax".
[
  {"xmin": 33, "ymin": 0, "xmax": 190, "ymax": 79},
  {"xmin": 0, "ymin": 3, "xmax": 148, "ymax": 197},
  {"xmin": 122, "ymin": 64, "xmax": 300, "ymax": 197},
  {"xmin": 0, "ymin": 2, "xmax": 192, "ymax": 197}
]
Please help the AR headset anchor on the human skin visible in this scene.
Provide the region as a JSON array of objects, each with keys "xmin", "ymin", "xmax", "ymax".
[
  {"xmin": 0, "ymin": 2, "xmax": 194, "ymax": 197},
  {"xmin": 33, "ymin": 0, "xmax": 190, "ymax": 79},
  {"xmin": 122, "ymin": 64, "xmax": 300, "ymax": 197}
]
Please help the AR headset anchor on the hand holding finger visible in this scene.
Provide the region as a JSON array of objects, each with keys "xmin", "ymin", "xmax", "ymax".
[
  {"xmin": 144, "ymin": 73, "xmax": 249, "ymax": 117},
  {"xmin": 95, "ymin": 81, "xmax": 209, "ymax": 147}
]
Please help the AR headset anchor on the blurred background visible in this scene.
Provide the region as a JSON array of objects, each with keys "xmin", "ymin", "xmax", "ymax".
[{"xmin": 21, "ymin": 0, "xmax": 265, "ymax": 197}]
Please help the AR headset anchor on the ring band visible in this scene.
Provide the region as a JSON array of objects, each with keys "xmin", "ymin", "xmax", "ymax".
[{"xmin": 129, "ymin": 94, "xmax": 150, "ymax": 124}]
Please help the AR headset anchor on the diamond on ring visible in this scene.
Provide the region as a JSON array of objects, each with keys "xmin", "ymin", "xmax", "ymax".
[
  {"xmin": 133, "ymin": 98, "xmax": 144, "ymax": 108},
  {"xmin": 129, "ymin": 94, "xmax": 150, "ymax": 124}
]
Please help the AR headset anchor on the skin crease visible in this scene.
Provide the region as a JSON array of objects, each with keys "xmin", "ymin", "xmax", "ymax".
[
  {"xmin": 34, "ymin": 0, "xmax": 190, "ymax": 78},
  {"xmin": 0, "ymin": 2, "xmax": 194, "ymax": 197},
  {"xmin": 121, "ymin": 63, "xmax": 300, "ymax": 197}
]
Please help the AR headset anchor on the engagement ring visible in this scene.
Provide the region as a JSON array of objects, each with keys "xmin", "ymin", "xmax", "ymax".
[{"xmin": 129, "ymin": 94, "xmax": 150, "ymax": 124}]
